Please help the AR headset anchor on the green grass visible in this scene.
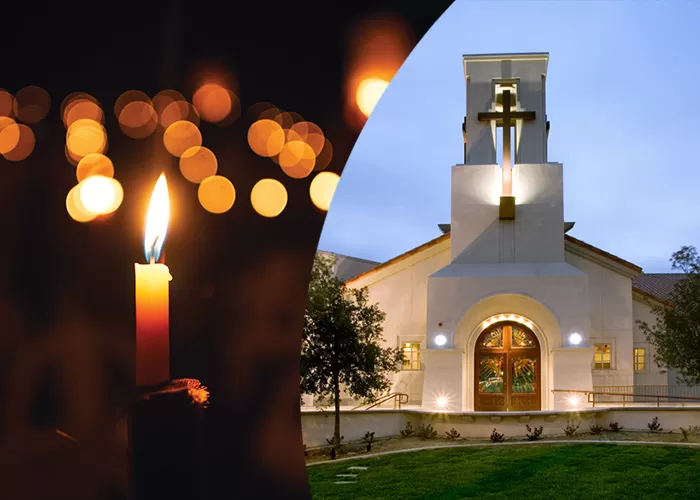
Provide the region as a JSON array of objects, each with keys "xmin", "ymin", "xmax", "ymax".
[{"xmin": 307, "ymin": 444, "xmax": 700, "ymax": 499}]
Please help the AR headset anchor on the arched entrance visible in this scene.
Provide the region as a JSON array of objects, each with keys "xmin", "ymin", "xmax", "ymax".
[{"xmin": 474, "ymin": 321, "xmax": 541, "ymax": 411}]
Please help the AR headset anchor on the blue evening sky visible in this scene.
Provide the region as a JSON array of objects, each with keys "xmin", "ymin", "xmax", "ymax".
[{"xmin": 318, "ymin": 0, "xmax": 700, "ymax": 273}]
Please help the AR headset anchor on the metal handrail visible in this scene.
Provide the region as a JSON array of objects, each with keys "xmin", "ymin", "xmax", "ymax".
[
  {"xmin": 352, "ymin": 392, "xmax": 409, "ymax": 410},
  {"xmin": 552, "ymin": 389, "xmax": 700, "ymax": 408}
]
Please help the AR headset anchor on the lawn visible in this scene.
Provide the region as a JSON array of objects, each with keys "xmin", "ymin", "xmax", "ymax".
[{"xmin": 307, "ymin": 443, "xmax": 700, "ymax": 499}]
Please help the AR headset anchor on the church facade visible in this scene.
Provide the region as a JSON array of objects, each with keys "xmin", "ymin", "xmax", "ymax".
[{"xmin": 334, "ymin": 53, "xmax": 685, "ymax": 412}]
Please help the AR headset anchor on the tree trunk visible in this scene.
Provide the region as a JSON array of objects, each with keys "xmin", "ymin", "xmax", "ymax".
[{"xmin": 333, "ymin": 373, "xmax": 341, "ymax": 457}]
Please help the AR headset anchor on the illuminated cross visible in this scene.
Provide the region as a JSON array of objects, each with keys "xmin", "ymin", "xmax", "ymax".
[{"xmin": 478, "ymin": 87, "xmax": 536, "ymax": 196}]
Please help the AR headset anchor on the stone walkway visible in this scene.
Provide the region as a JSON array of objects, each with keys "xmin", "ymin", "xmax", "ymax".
[{"xmin": 307, "ymin": 439, "xmax": 700, "ymax": 467}]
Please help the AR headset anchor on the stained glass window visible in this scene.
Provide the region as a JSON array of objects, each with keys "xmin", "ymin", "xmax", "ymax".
[
  {"xmin": 512, "ymin": 326, "xmax": 535, "ymax": 348},
  {"xmin": 479, "ymin": 327, "xmax": 504, "ymax": 348},
  {"xmin": 512, "ymin": 357, "xmax": 536, "ymax": 393},
  {"xmin": 479, "ymin": 356, "xmax": 504, "ymax": 393}
]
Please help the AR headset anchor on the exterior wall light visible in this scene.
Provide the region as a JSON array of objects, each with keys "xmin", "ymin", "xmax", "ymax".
[
  {"xmin": 568, "ymin": 333, "xmax": 582, "ymax": 346},
  {"xmin": 434, "ymin": 334, "xmax": 447, "ymax": 347}
]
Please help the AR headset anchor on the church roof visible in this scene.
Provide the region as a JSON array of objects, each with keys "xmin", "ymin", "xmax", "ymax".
[
  {"xmin": 344, "ymin": 230, "xmax": 682, "ymax": 306},
  {"xmin": 632, "ymin": 273, "xmax": 687, "ymax": 304}
]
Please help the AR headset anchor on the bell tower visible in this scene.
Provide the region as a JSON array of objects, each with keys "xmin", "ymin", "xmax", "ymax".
[{"xmin": 450, "ymin": 53, "xmax": 564, "ymax": 265}]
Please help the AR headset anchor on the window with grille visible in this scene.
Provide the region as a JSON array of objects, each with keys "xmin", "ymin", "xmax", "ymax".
[
  {"xmin": 593, "ymin": 343, "xmax": 612, "ymax": 369},
  {"xmin": 633, "ymin": 348, "xmax": 646, "ymax": 371},
  {"xmin": 402, "ymin": 342, "xmax": 421, "ymax": 370}
]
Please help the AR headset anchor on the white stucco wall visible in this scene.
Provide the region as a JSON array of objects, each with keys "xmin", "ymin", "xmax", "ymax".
[
  {"xmin": 563, "ymin": 252, "xmax": 635, "ymax": 387},
  {"xmin": 347, "ymin": 238, "xmax": 451, "ymax": 404},
  {"xmin": 631, "ymin": 297, "xmax": 669, "ymax": 387}
]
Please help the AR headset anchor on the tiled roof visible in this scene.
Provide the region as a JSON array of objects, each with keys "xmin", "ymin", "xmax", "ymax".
[{"xmin": 632, "ymin": 273, "xmax": 687, "ymax": 303}]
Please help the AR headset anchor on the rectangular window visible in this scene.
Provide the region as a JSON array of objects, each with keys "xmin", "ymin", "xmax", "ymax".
[
  {"xmin": 593, "ymin": 343, "xmax": 612, "ymax": 369},
  {"xmin": 402, "ymin": 342, "xmax": 421, "ymax": 370},
  {"xmin": 634, "ymin": 348, "xmax": 646, "ymax": 372}
]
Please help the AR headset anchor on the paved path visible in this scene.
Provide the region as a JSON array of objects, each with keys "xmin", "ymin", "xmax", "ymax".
[{"xmin": 307, "ymin": 439, "xmax": 700, "ymax": 467}]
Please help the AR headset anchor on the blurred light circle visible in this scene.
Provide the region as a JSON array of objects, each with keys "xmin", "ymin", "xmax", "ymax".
[
  {"xmin": 248, "ymin": 119, "xmax": 285, "ymax": 157},
  {"xmin": 13, "ymin": 86, "xmax": 51, "ymax": 124},
  {"xmin": 291, "ymin": 121, "xmax": 325, "ymax": 156},
  {"xmin": 2, "ymin": 124, "xmax": 35, "ymax": 161},
  {"xmin": 356, "ymin": 78, "xmax": 389, "ymax": 117},
  {"xmin": 197, "ymin": 175, "xmax": 236, "ymax": 214},
  {"xmin": 118, "ymin": 101, "xmax": 158, "ymax": 138},
  {"xmin": 0, "ymin": 117, "xmax": 21, "ymax": 154},
  {"xmin": 114, "ymin": 90, "xmax": 151, "ymax": 120},
  {"xmin": 314, "ymin": 138, "xmax": 333, "ymax": 171},
  {"xmin": 0, "ymin": 90, "xmax": 14, "ymax": 117},
  {"xmin": 76, "ymin": 153, "xmax": 114, "ymax": 182},
  {"xmin": 250, "ymin": 178, "xmax": 288, "ymax": 218},
  {"xmin": 66, "ymin": 119, "xmax": 107, "ymax": 158},
  {"xmin": 246, "ymin": 102, "xmax": 277, "ymax": 122},
  {"xmin": 193, "ymin": 83, "xmax": 232, "ymax": 123},
  {"xmin": 163, "ymin": 120, "xmax": 202, "ymax": 157},
  {"xmin": 66, "ymin": 184, "xmax": 97, "ymax": 223},
  {"xmin": 278, "ymin": 140, "xmax": 315, "ymax": 179},
  {"xmin": 152, "ymin": 89, "xmax": 186, "ymax": 115},
  {"xmin": 62, "ymin": 94, "xmax": 103, "ymax": 128},
  {"xmin": 179, "ymin": 146, "xmax": 218, "ymax": 184},
  {"xmin": 78, "ymin": 175, "xmax": 124, "ymax": 215},
  {"xmin": 309, "ymin": 171, "xmax": 340, "ymax": 211},
  {"xmin": 160, "ymin": 100, "xmax": 200, "ymax": 129}
]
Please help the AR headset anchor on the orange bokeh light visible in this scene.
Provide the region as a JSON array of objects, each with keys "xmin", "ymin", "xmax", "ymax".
[
  {"xmin": 314, "ymin": 138, "xmax": 333, "ymax": 171},
  {"xmin": 2, "ymin": 124, "xmax": 35, "ymax": 162},
  {"xmin": 66, "ymin": 119, "xmax": 107, "ymax": 158},
  {"xmin": 193, "ymin": 83, "xmax": 235, "ymax": 123},
  {"xmin": 0, "ymin": 90, "xmax": 14, "ymax": 117},
  {"xmin": 250, "ymin": 178, "xmax": 288, "ymax": 218},
  {"xmin": 13, "ymin": 86, "xmax": 51, "ymax": 124},
  {"xmin": 76, "ymin": 153, "xmax": 115, "ymax": 182},
  {"xmin": 62, "ymin": 93, "xmax": 103, "ymax": 128},
  {"xmin": 345, "ymin": 16, "xmax": 412, "ymax": 128},
  {"xmin": 248, "ymin": 119, "xmax": 286, "ymax": 158},
  {"xmin": 0, "ymin": 117, "xmax": 21, "ymax": 155},
  {"xmin": 278, "ymin": 140, "xmax": 315, "ymax": 179},
  {"xmin": 160, "ymin": 100, "xmax": 201, "ymax": 129},
  {"xmin": 309, "ymin": 171, "xmax": 341, "ymax": 211},
  {"xmin": 197, "ymin": 175, "xmax": 236, "ymax": 214},
  {"xmin": 78, "ymin": 175, "xmax": 124, "ymax": 216},
  {"xmin": 179, "ymin": 146, "xmax": 218, "ymax": 184},
  {"xmin": 114, "ymin": 90, "xmax": 151, "ymax": 120},
  {"xmin": 66, "ymin": 184, "xmax": 97, "ymax": 223},
  {"xmin": 119, "ymin": 101, "xmax": 158, "ymax": 139},
  {"xmin": 163, "ymin": 120, "xmax": 202, "ymax": 157},
  {"xmin": 356, "ymin": 78, "xmax": 389, "ymax": 117}
]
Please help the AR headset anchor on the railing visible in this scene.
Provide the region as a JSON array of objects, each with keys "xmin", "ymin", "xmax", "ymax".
[
  {"xmin": 553, "ymin": 387, "xmax": 700, "ymax": 408},
  {"xmin": 352, "ymin": 393, "xmax": 409, "ymax": 410}
]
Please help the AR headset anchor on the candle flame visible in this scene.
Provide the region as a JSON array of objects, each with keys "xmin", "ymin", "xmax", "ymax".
[{"xmin": 144, "ymin": 173, "xmax": 170, "ymax": 263}]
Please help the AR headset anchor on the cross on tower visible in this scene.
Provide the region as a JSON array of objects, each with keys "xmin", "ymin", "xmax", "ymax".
[{"xmin": 477, "ymin": 87, "xmax": 536, "ymax": 196}]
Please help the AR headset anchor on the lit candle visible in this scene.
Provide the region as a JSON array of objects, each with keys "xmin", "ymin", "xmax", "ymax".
[{"xmin": 135, "ymin": 173, "xmax": 172, "ymax": 386}]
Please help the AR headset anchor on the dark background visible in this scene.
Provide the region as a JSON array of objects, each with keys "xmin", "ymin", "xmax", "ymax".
[{"xmin": 0, "ymin": 1, "xmax": 454, "ymax": 498}]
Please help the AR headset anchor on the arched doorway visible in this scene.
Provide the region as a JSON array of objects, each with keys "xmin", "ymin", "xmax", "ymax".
[{"xmin": 474, "ymin": 321, "xmax": 541, "ymax": 411}]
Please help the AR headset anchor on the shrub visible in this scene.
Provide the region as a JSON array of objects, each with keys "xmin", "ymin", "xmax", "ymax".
[
  {"xmin": 415, "ymin": 423, "xmax": 438, "ymax": 440},
  {"xmin": 589, "ymin": 424, "xmax": 605, "ymax": 435},
  {"xmin": 648, "ymin": 417, "xmax": 663, "ymax": 432},
  {"xmin": 609, "ymin": 421, "xmax": 624, "ymax": 432},
  {"xmin": 564, "ymin": 419, "xmax": 581, "ymax": 437},
  {"xmin": 445, "ymin": 428, "xmax": 461, "ymax": 440},
  {"xmin": 490, "ymin": 428, "xmax": 505, "ymax": 443},
  {"xmin": 679, "ymin": 425, "xmax": 700, "ymax": 441},
  {"xmin": 525, "ymin": 424, "xmax": 543, "ymax": 441},
  {"xmin": 400, "ymin": 422, "xmax": 415, "ymax": 437}
]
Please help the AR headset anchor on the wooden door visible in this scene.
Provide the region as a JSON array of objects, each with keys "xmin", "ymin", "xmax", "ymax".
[{"xmin": 474, "ymin": 322, "xmax": 541, "ymax": 411}]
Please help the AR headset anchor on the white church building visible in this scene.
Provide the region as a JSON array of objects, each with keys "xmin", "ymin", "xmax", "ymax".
[{"xmin": 321, "ymin": 53, "xmax": 690, "ymax": 413}]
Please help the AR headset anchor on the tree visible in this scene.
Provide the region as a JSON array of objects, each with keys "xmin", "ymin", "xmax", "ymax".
[
  {"xmin": 301, "ymin": 253, "xmax": 403, "ymax": 454},
  {"xmin": 638, "ymin": 246, "xmax": 700, "ymax": 385}
]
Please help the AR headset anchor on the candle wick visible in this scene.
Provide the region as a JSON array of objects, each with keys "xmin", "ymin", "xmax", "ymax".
[{"xmin": 150, "ymin": 236, "xmax": 160, "ymax": 264}]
